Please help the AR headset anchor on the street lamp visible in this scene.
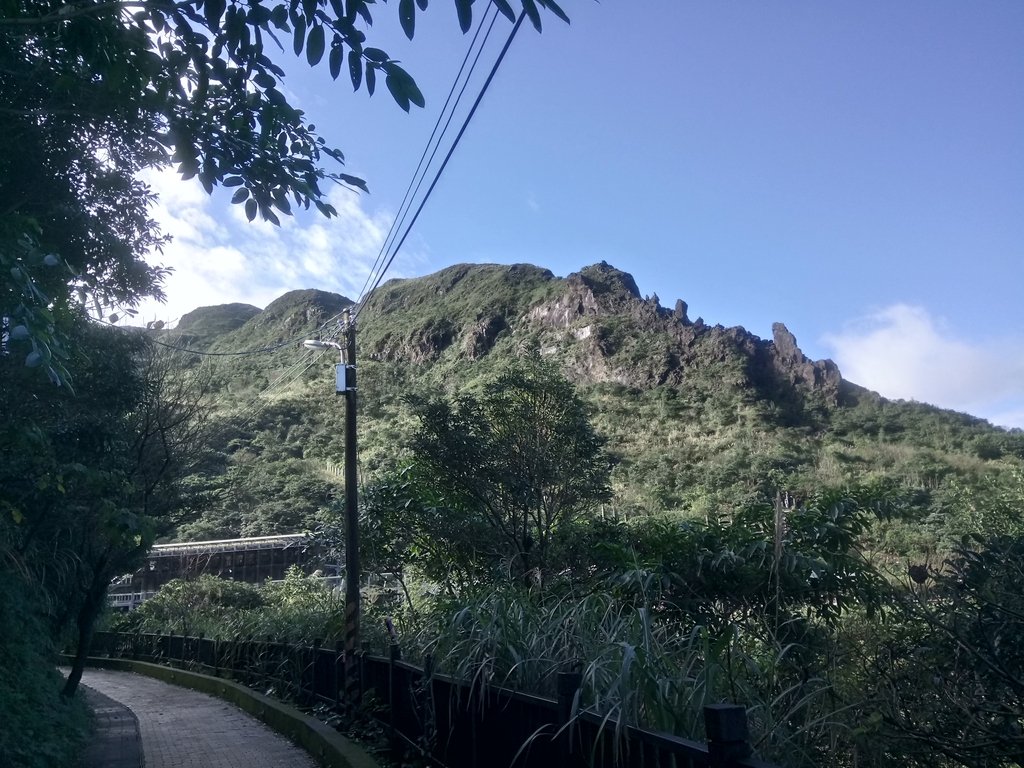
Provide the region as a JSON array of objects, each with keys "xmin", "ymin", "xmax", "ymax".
[{"xmin": 304, "ymin": 309, "xmax": 359, "ymax": 701}]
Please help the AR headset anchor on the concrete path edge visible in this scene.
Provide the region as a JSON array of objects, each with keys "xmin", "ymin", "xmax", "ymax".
[{"xmin": 66, "ymin": 656, "xmax": 379, "ymax": 768}]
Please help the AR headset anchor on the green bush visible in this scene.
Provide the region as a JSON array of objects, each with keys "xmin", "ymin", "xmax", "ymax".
[
  {"xmin": 135, "ymin": 568, "xmax": 347, "ymax": 643},
  {"xmin": 135, "ymin": 574, "xmax": 264, "ymax": 636},
  {"xmin": 0, "ymin": 566, "xmax": 90, "ymax": 768}
]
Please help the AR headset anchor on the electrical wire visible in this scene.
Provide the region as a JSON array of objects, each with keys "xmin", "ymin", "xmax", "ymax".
[
  {"xmin": 156, "ymin": 10, "xmax": 528, "ymax": 464},
  {"xmin": 232, "ymin": 351, "xmax": 328, "ymax": 433},
  {"xmin": 213, "ymin": 347, "xmax": 318, "ymax": 414},
  {"xmin": 147, "ymin": 308, "xmax": 348, "ymax": 357},
  {"xmin": 358, "ymin": 9, "xmax": 500, "ymax": 309},
  {"xmin": 353, "ymin": 10, "xmax": 528, "ymax": 321},
  {"xmin": 352, "ymin": 4, "xmax": 499, "ymax": 308},
  {"xmin": 205, "ymin": 348, "xmax": 330, "ymax": 447}
]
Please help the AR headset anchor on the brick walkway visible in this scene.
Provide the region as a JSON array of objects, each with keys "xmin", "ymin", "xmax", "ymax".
[
  {"xmin": 79, "ymin": 669, "xmax": 317, "ymax": 768},
  {"xmin": 79, "ymin": 684, "xmax": 143, "ymax": 768}
]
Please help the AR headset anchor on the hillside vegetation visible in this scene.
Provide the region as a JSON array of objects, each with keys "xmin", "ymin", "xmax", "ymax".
[{"xmin": 166, "ymin": 261, "xmax": 1022, "ymax": 555}]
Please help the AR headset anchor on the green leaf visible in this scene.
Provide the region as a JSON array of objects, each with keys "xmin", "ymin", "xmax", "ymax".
[
  {"xmin": 348, "ymin": 50, "xmax": 362, "ymax": 90},
  {"xmin": 402, "ymin": 71, "xmax": 424, "ymax": 108},
  {"xmin": 538, "ymin": 0, "xmax": 569, "ymax": 24},
  {"xmin": 204, "ymin": 0, "xmax": 227, "ymax": 28},
  {"xmin": 329, "ymin": 43, "xmax": 343, "ymax": 80},
  {"xmin": 365, "ymin": 64, "xmax": 375, "ymax": 95},
  {"xmin": 399, "ymin": 0, "xmax": 415, "ymax": 39},
  {"xmin": 231, "ymin": 187, "xmax": 249, "ymax": 203},
  {"xmin": 416, "ymin": 0, "xmax": 428, "ymax": 9},
  {"xmin": 521, "ymin": 0, "xmax": 541, "ymax": 31},
  {"xmin": 364, "ymin": 47, "xmax": 389, "ymax": 63},
  {"xmin": 339, "ymin": 173, "xmax": 369, "ymax": 193},
  {"xmin": 253, "ymin": 72, "xmax": 276, "ymax": 88},
  {"xmin": 273, "ymin": 192, "xmax": 292, "ymax": 214},
  {"xmin": 244, "ymin": 198, "xmax": 258, "ymax": 220},
  {"xmin": 293, "ymin": 17, "xmax": 307, "ymax": 56},
  {"xmin": 248, "ymin": 4, "xmax": 272, "ymax": 25},
  {"xmin": 178, "ymin": 158, "xmax": 200, "ymax": 179},
  {"xmin": 329, "ymin": 0, "xmax": 344, "ymax": 17},
  {"xmin": 454, "ymin": 0, "xmax": 472, "ymax": 33},
  {"xmin": 306, "ymin": 24, "xmax": 326, "ymax": 65},
  {"xmin": 386, "ymin": 73, "xmax": 410, "ymax": 111},
  {"xmin": 491, "ymin": 0, "xmax": 514, "ymax": 22}
]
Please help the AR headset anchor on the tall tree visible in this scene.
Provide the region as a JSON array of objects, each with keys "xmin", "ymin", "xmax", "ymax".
[
  {"xmin": 0, "ymin": 321, "xmax": 211, "ymax": 696},
  {"xmin": 393, "ymin": 362, "xmax": 611, "ymax": 588}
]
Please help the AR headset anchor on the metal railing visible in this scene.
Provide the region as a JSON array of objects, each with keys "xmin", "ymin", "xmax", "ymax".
[{"xmin": 89, "ymin": 631, "xmax": 779, "ymax": 768}]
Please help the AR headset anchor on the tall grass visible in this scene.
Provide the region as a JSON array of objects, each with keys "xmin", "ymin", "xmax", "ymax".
[
  {"xmin": 125, "ymin": 571, "xmax": 860, "ymax": 766},
  {"xmin": 396, "ymin": 585, "xmax": 845, "ymax": 767}
]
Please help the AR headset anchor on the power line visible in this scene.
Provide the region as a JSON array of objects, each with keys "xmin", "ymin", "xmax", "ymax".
[
  {"xmin": 353, "ymin": 4, "xmax": 500, "ymax": 308},
  {"xmin": 211, "ymin": 347, "xmax": 318, "ymax": 414},
  {"xmin": 353, "ymin": 10, "xmax": 528, "ymax": 322},
  {"xmin": 232, "ymin": 351, "xmax": 328, "ymax": 433},
  {"xmin": 161, "ymin": 11, "xmax": 528, "ymax": 462},
  {"xmin": 205, "ymin": 348, "xmax": 329, "ymax": 446},
  {"xmin": 150, "ymin": 336, "xmax": 299, "ymax": 356},
  {"xmin": 146, "ymin": 309, "xmax": 348, "ymax": 357}
]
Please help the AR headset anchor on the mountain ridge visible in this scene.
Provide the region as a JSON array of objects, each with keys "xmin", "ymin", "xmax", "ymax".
[
  {"xmin": 169, "ymin": 260, "xmax": 1022, "ymax": 545},
  {"xmin": 183, "ymin": 261, "xmax": 846, "ymax": 406}
]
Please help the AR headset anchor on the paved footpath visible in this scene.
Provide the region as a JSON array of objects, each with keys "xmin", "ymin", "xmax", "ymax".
[{"xmin": 79, "ymin": 669, "xmax": 317, "ymax": 768}]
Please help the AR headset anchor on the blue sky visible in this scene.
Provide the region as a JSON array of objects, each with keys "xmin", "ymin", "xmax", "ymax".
[{"xmin": 137, "ymin": 1, "xmax": 1024, "ymax": 428}]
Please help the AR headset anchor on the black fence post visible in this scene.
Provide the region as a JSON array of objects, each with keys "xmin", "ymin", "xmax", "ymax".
[
  {"xmin": 421, "ymin": 653, "xmax": 435, "ymax": 760},
  {"xmin": 704, "ymin": 704, "xmax": 752, "ymax": 767},
  {"xmin": 333, "ymin": 640, "xmax": 344, "ymax": 708},
  {"xmin": 307, "ymin": 640, "xmax": 321, "ymax": 704},
  {"xmin": 557, "ymin": 672, "xmax": 583, "ymax": 762},
  {"xmin": 359, "ymin": 640, "xmax": 370, "ymax": 704},
  {"xmin": 264, "ymin": 635, "xmax": 274, "ymax": 690},
  {"xmin": 389, "ymin": 643, "xmax": 402, "ymax": 753}
]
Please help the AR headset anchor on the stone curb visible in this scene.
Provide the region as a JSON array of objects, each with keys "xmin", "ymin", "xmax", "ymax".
[{"xmin": 68, "ymin": 656, "xmax": 379, "ymax": 768}]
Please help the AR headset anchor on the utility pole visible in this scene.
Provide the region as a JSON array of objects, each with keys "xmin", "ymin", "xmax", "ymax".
[
  {"xmin": 304, "ymin": 307, "xmax": 359, "ymax": 703},
  {"xmin": 341, "ymin": 309, "xmax": 359, "ymax": 703}
]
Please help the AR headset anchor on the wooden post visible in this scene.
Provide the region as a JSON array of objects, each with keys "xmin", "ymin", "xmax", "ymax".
[
  {"xmin": 342, "ymin": 312, "xmax": 360, "ymax": 706},
  {"xmin": 704, "ymin": 704, "xmax": 752, "ymax": 767}
]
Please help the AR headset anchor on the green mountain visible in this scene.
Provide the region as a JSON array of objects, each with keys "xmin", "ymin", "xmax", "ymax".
[{"xmin": 167, "ymin": 262, "xmax": 1023, "ymax": 552}]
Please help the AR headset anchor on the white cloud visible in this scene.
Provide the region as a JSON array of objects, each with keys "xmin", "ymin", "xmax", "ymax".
[
  {"xmin": 132, "ymin": 168, "xmax": 426, "ymax": 327},
  {"xmin": 823, "ymin": 304, "xmax": 1024, "ymax": 429}
]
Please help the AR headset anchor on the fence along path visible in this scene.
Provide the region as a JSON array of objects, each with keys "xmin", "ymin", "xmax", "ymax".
[{"xmin": 91, "ymin": 631, "xmax": 781, "ymax": 768}]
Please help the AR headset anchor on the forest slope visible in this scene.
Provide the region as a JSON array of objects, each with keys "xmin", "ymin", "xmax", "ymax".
[{"xmin": 166, "ymin": 262, "xmax": 1023, "ymax": 553}]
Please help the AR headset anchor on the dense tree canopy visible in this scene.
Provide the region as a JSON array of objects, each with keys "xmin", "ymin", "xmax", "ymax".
[
  {"xmin": 358, "ymin": 362, "xmax": 611, "ymax": 591},
  {"xmin": 0, "ymin": 322, "xmax": 211, "ymax": 701}
]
